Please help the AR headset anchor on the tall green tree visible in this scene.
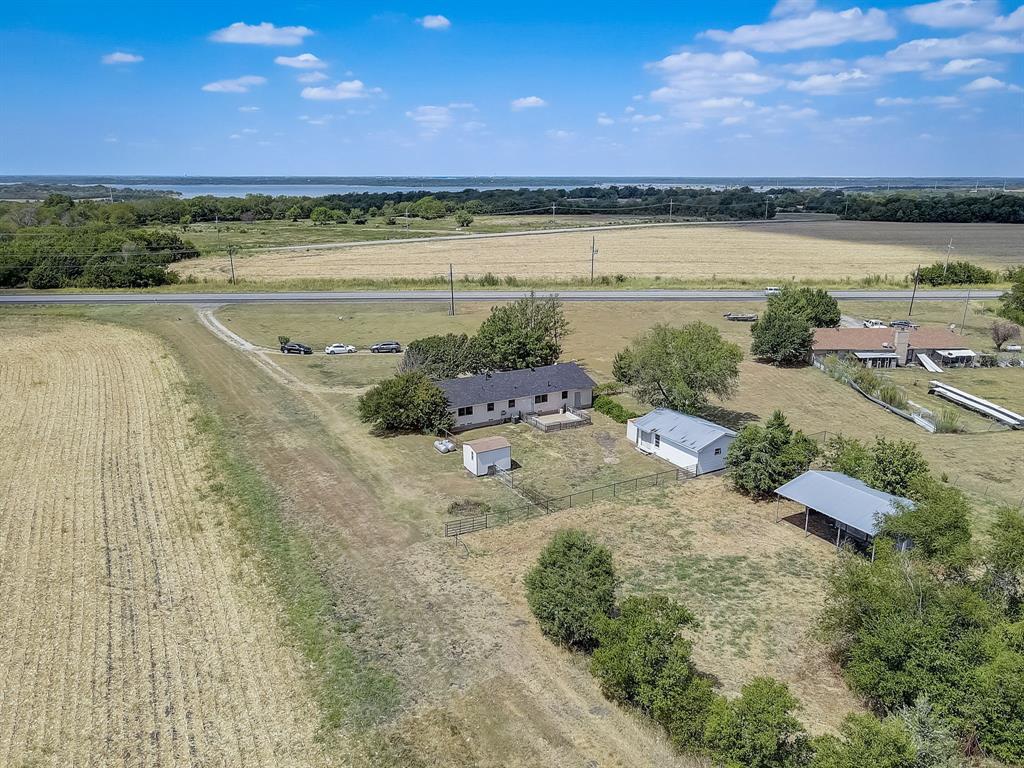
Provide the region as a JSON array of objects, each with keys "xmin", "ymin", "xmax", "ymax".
[
  {"xmin": 399, "ymin": 333, "xmax": 486, "ymax": 379},
  {"xmin": 726, "ymin": 411, "xmax": 818, "ymax": 498},
  {"xmin": 525, "ymin": 530, "xmax": 617, "ymax": 651},
  {"xmin": 865, "ymin": 438, "xmax": 930, "ymax": 499},
  {"xmin": 751, "ymin": 308, "xmax": 815, "ymax": 365},
  {"xmin": 768, "ymin": 286, "xmax": 841, "ymax": 328},
  {"xmin": 310, "ymin": 206, "xmax": 332, "ymax": 225},
  {"xmin": 703, "ymin": 677, "xmax": 811, "ymax": 768},
  {"xmin": 614, "ymin": 322, "xmax": 743, "ymax": 413},
  {"xmin": 879, "ymin": 479, "xmax": 973, "ymax": 574},
  {"xmin": 999, "ymin": 271, "xmax": 1024, "ymax": 325},
  {"xmin": 357, "ymin": 371, "xmax": 453, "ymax": 433},
  {"xmin": 810, "ymin": 714, "xmax": 916, "ymax": 768},
  {"xmin": 475, "ymin": 293, "xmax": 569, "ymax": 370}
]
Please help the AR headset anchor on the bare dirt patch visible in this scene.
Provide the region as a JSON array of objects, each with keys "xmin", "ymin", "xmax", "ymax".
[{"xmin": 0, "ymin": 320, "xmax": 337, "ymax": 767}]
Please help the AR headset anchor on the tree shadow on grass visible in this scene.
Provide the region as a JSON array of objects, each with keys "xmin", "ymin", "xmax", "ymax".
[{"xmin": 701, "ymin": 405, "xmax": 761, "ymax": 431}]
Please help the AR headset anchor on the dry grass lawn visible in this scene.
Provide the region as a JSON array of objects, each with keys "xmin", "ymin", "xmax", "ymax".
[
  {"xmin": 174, "ymin": 220, "xmax": 1022, "ymax": 284},
  {"xmin": 0, "ymin": 320, "xmax": 336, "ymax": 767},
  {"xmin": 458, "ymin": 476, "xmax": 862, "ymax": 735}
]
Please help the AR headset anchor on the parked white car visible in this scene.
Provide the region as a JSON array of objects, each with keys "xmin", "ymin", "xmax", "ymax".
[
  {"xmin": 1006, "ymin": 344, "xmax": 1022, "ymax": 352},
  {"xmin": 863, "ymin": 319, "xmax": 887, "ymax": 328},
  {"xmin": 324, "ymin": 343, "xmax": 357, "ymax": 354},
  {"xmin": 764, "ymin": 286, "xmax": 782, "ymax": 297}
]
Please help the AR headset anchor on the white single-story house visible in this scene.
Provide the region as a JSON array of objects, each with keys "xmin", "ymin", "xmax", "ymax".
[
  {"xmin": 462, "ymin": 436, "xmax": 512, "ymax": 477},
  {"xmin": 437, "ymin": 362, "xmax": 596, "ymax": 432},
  {"xmin": 811, "ymin": 327, "xmax": 973, "ymax": 368},
  {"xmin": 626, "ymin": 408, "xmax": 737, "ymax": 475}
]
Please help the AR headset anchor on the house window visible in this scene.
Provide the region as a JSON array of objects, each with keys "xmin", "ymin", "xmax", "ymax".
[
  {"xmin": 561, "ymin": 390, "xmax": 568, "ymax": 399},
  {"xmin": 535, "ymin": 394, "xmax": 548, "ymax": 404},
  {"xmin": 487, "ymin": 402, "xmax": 495, "ymax": 412},
  {"xmin": 654, "ymin": 435, "xmax": 661, "ymax": 448},
  {"xmin": 714, "ymin": 448, "xmax": 722, "ymax": 455},
  {"xmin": 508, "ymin": 399, "xmax": 515, "ymax": 408},
  {"xmin": 457, "ymin": 406, "xmax": 473, "ymax": 417}
]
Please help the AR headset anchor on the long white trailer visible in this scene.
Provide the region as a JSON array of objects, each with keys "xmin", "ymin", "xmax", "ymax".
[
  {"xmin": 928, "ymin": 381, "xmax": 1024, "ymax": 429},
  {"xmin": 916, "ymin": 354, "xmax": 945, "ymax": 373}
]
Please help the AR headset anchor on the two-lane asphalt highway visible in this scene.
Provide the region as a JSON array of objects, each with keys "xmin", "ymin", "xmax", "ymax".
[{"xmin": 0, "ymin": 289, "xmax": 1003, "ymax": 305}]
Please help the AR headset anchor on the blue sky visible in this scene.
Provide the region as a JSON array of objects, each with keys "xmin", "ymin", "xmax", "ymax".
[{"xmin": 2, "ymin": 0, "xmax": 1022, "ymax": 175}]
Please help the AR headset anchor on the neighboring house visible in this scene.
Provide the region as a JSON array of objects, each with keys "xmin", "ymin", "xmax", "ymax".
[
  {"xmin": 437, "ymin": 362, "xmax": 596, "ymax": 432},
  {"xmin": 626, "ymin": 408, "xmax": 736, "ymax": 475},
  {"xmin": 811, "ymin": 327, "xmax": 974, "ymax": 368},
  {"xmin": 463, "ymin": 436, "xmax": 512, "ymax": 477},
  {"xmin": 774, "ymin": 470, "xmax": 915, "ymax": 549}
]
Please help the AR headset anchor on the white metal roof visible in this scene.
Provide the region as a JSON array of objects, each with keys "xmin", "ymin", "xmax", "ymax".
[
  {"xmin": 630, "ymin": 408, "xmax": 736, "ymax": 451},
  {"xmin": 775, "ymin": 470, "xmax": 914, "ymax": 536},
  {"xmin": 935, "ymin": 349, "xmax": 976, "ymax": 357},
  {"xmin": 853, "ymin": 351, "xmax": 898, "ymax": 359}
]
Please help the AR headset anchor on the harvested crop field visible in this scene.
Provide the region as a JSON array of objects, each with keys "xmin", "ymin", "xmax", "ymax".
[
  {"xmin": 173, "ymin": 220, "xmax": 1022, "ymax": 284},
  {"xmin": 0, "ymin": 320, "xmax": 333, "ymax": 767}
]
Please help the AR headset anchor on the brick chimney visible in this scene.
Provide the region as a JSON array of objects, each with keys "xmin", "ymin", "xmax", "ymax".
[{"xmin": 895, "ymin": 329, "xmax": 910, "ymax": 365}]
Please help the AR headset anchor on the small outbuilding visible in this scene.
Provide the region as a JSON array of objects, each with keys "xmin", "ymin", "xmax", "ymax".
[
  {"xmin": 626, "ymin": 408, "xmax": 736, "ymax": 475},
  {"xmin": 462, "ymin": 436, "xmax": 512, "ymax": 477},
  {"xmin": 774, "ymin": 470, "xmax": 914, "ymax": 549}
]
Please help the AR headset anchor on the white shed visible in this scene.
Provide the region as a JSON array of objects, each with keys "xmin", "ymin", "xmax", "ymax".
[
  {"xmin": 462, "ymin": 436, "xmax": 512, "ymax": 477},
  {"xmin": 626, "ymin": 409, "xmax": 736, "ymax": 475}
]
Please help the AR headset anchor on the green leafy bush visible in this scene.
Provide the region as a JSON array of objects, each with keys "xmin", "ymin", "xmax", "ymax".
[
  {"xmin": 525, "ymin": 530, "xmax": 617, "ymax": 651},
  {"xmin": 917, "ymin": 260, "xmax": 996, "ymax": 286},
  {"xmin": 751, "ymin": 308, "xmax": 815, "ymax": 365},
  {"xmin": 357, "ymin": 371, "xmax": 454, "ymax": 434},
  {"xmin": 593, "ymin": 395, "xmax": 639, "ymax": 423},
  {"xmin": 876, "ymin": 383, "xmax": 909, "ymax": 411},
  {"xmin": 810, "ymin": 713, "xmax": 916, "ymax": 768},
  {"xmin": 726, "ymin": 411, "xmax": 818, "ymax": 499}
]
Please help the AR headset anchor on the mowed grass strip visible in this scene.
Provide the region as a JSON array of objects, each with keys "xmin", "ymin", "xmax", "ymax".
[{"xmin": 0, "ymin": 320, "xmax": 339, "ymax": 767}]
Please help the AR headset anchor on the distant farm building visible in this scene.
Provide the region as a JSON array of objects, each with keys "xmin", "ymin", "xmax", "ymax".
[
  {"xmin": 462, "ymin": 436, "xmax": 512, "ymax": 477},
  {"xmin": 774, "ymin": 470, "xmax": 915, "ymax": 550},
  {"xmin": 626, "ymin": 408, "xmax": 736, "ymax": 475},
  {"xmin": 811, "ymin": 327, "xmax": 973, "ymax": 368},
  {"xmin": 438, "ymin": 362, "xmax": 596, "ymax": 432}
]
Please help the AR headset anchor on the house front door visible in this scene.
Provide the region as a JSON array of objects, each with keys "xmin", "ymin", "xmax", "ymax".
[{"xmin": 573, "ymin": 391, "xmax": 581, "ymax": 408}]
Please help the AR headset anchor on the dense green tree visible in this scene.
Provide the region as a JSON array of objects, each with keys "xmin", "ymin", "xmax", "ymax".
[
  {"xmin": 864, "ymin": 438, "xmax": 930, "ymax": 499},
  {"xmin": 357, "ymin": 371, "xmax": 453, "ymax": 433},
  {"xmin": 703, "ymin": 677, "xmax": 810, "ymax": 768},
  {"xmin": 879, "ymin": 479, "xmax": 973, "ymax": 574},
  {"xmin": 751, "ymin": 308, "xmax": 815, "ymax": 365},
  {"xmin": 286, "ymin": 205, "xmax": 303, "ymax": 221},
  {"xmin": 999, "ymin": 271, "xmax": 1024, "ymax": 325},
  {"xmin": 820, "ymin": 434, "xmax": 872, "ymax": 480},
  {"xmin": 475, "ymin": 293, "xmax": 569, "ymax": 370},
  {"xmin": 917, "ymin": 260, "xmax": 996, "ymax": 286},
  {"xmin": 310, "ymin": 206, "xmax": 332, "ymax": 225},
  {"xmin": 590, "ymin": 595, "xmax": 698, "ymax": 708},
  {"xmin": 985, "ymin": 506, "xmax": 1024, "ymax": 616},
  {"xmin": 726, "ymin": 411, "xmax": 818, "ymax": 498},
  {"xmin": 409, "ymin": 195, "xmax": 447, "ymax": 219},
  {"xmin": 399, "ymin": 333, "xmax": 487, "ymax": 379},
  {"xmin": 525, "ymin": 530, "xmax": 616, "ymax": 651},
  {"xmin": 614, "ymin": 322, "xmax": 743, "ymax": 413},
  {"xmin": 810, "ymin": 714, "xmax": 916, "ymax": 768},
  {"xmin": 650, "ymin": 654, "xmax": 718, "ymax": 753},
  {"xmin": 971, "ymin": 621, "xmax": 1024, "ymax": 762},
  {"xmin": 454, "ymin": 208, "xmax": 474, "ymax": 227},
  {"xmin": 768, "ymin": 286, "xmax": 841, "ymax": 328}
]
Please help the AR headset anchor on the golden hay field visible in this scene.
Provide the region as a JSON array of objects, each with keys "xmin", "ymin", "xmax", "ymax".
[
  {"xmin": 0, "ymin": 321, "xmax": 335, "ymax": 767},
  {"xmin": 173, "ymin": 220, "xmax": 1022, "ymax": 284}
]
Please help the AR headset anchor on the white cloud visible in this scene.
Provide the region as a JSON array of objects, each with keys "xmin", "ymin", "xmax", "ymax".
[
  {"xmin": 788, "ymin": 68, "xmax": 875, "ymax": 94},
  {"xmin": 833, "ymin": 115, "xmax": 877, "ymax": 126},
  {"xmin": 274, "ymin": 53, "xmax": 326, "ymax": 69},
  {"xmin": 783, "ymin": 58, "xmax": 847, "ymax": 75},
  {"xmin": 940, "ymin": 56, "xmax": 1003, "ymax": 74},
  {"xmin": 628, "ymin": 113, "xmax": 664, "ymax": 123},
  {"xmin": 905, "ymin": 0, "xmax": 999, "ymax": 28},
  {"xmin": 596, "ymin": 113, "xmax": 615, "ymax": 125},
  {"xmin": 101, "ymin": 51, "xmax": 143, "ymax": 64},
  {"xmin": 297, "ymin": 71, "xmax": 329, "ymax": 83},
  {"xmin": 229, "ymin": 133, "xmax": 242, "ymax": 139},
  {"xmin": 202, "ymin": 75, "xmax": 267, "ymax": 93},
  {"xmin": 961, "ymin": 75, "xmax": 1023, "ymax": 91},
  {"xmin": 546, "ymin": 129, "xmax": 575, "ymax": 139},
  {"xmin": 238, "ymin": 105, "xmax": 261, "ymax": 112},
  {"xmin": 511, "ymin": 96, "xmax": 547, "ymax": 109},
  {"xmin": 647, "ymin": 50, "xmax": 782, "ymax": 101},
  {"xmin": 418, "ymin": 14, "xmax": 451, "ymax": 30},
  {"xmin": 771, "ymin": 0, "xmax": 817, "ymax": 18},
  {"xmin": 883, "ymin": 31, "xmax": 1024, "ymax": 61},
  {"xmin": 406, "ymin": 105, "xmax": 454, "ymax": 131},
  {"xmin": 301, "ymin": 80, "xmax": 381, "ymax": 100},
  {"xmin": 856, "ymin": 54, "xmax": 933, "ymax": 73},
  {"xmin": 698, "ymin": 97, "xmax": 754, "ymax": 109},
  {"xmin": 210, "ymin": 21, "xmax": 313, "ymax": 45},
  {"xmin": 990, "ymin": 5, "xmax": 1024, "ymax": 30},
  {"xmin": 721, "ymin": 116, "xmax": 746, "ymax": 125},
  {"xmin": 104, "ymin": 136, "xmax": 119, "ymax": 143},
  {"xmin": 875, "ymin": 96, "xmax": 915, "ymax": 105},
  {"xmin": 241, "ymin": 128, "xmax": 258, "ymax": 134},
  {"xmin": 702, "ymin": 7, "xmax": 895, "ymax": 52},
  {"xmin": 299, "ymin": 114, "xmax": 333, "ymax": 125}
]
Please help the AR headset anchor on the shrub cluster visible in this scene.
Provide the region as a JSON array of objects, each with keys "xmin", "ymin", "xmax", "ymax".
[
  {"xmin": 917, "ymin": 260, "xmax": 997, "ymax": 286},
  {"xmin": 592, "ymin": 395, "xmax": 639, "ymax": 424},
  {"xmin": 726, "ymin": 411, "xmax": 819, "ymax": 498}
]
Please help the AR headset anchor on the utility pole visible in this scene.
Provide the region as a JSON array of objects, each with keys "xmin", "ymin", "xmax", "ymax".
[
  {"xmin": 764, "ymin": 198, "xmax": 769, "ymax": 220},
  {"xmin": 960, "ymin": 285, "xmax": 971, "ymax": 335},
  {"xmin": 551, "ymin": 203, "xmax": 556, "ymax": 222},
  {"xmin": 448, "ymin": 263, "xmax": 455, "ymax": 316},
  {"xmin": 227, "ymin": 245, "xmax": 237, "ymax": 284},
  {"xmin": 668, "ymin": 199, "xmax": 673, "ymax": 223},
  {"xmin": 908, "ymin": 265, "xmax": 920, "ymax": 317},
  {"xmin": 590, "ymin": 236, "xmax": 598, "ymax": 282},
  {"xmin": 944, "ymin": 238, "xmax": 954, "ymax": 277}
]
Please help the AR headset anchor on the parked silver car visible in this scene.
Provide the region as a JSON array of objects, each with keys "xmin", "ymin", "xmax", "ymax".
[{"xmin": 324, "ymin": 343, "xmax": 357, "ymax": 354}]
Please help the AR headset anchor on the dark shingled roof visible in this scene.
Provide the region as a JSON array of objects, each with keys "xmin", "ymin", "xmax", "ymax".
[{"xmin": 437, "ymin": 362, "xmax": 596, "ymax": 407}]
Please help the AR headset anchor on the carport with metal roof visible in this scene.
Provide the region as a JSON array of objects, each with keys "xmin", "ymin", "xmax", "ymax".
[{"xmin": 774, "ymin": 470, "xmax": 914, "ymax": 553}]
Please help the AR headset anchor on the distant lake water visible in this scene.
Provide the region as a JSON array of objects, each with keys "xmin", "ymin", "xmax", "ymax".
[{"xmin": 124, "ymin": 183, "xmax": 579, "ymax": 198}]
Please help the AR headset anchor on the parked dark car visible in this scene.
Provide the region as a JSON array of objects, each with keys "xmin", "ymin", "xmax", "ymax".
[
  {"xmin": 281, "ymin": 341, "xmax": 313, "ymax": 355},
  {"xmin": 889, "ymin": 320, "xmax": 920, "ymax": 330},
  {"xmin": 370, "ymin": 341, "xmax": 402, "ymax": 353}
]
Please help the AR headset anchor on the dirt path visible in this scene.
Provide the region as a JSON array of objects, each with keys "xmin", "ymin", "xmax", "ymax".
[{"xmin": 170, "ymin": 308, "xmax": 691, "ymax": 766}]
